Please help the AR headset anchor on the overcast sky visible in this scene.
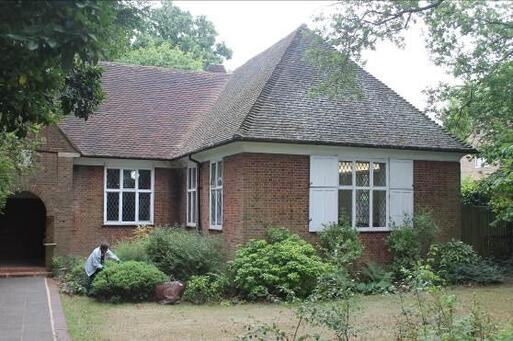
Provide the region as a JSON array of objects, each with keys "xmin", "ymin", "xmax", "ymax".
[{"xmin": 174, "ymin": 1, "xmax": 453, "ymax": 112}]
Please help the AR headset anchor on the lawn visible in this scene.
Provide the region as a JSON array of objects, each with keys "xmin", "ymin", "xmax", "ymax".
[{"xmin": 61, "ymin": 283, "xmax": 513, "ymax": 340}]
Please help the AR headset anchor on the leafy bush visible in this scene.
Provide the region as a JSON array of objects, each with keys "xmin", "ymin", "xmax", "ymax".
[
  {"xmin": 114, "ymin": 237, "xmax": 149, "ymax": 262},
  {"xmin": 183, "ymin": 273, "xmax": 229, "ymax": 304},
  {"xmin": 311, "ymin": 267, "xmax": 354, "ymax": 301},
  {"xmin": 387, "ymin": 212, "xmax": 438, "ymax": 276},
  {"xmin": 91, "ymin": 261, "xmax": 168, "ymax": 302},
  {"xmin": 445, "ymin": 261, "xmax": 503, "ymax": 285},
  {"xmin": 230, "ymin": 228, "xmax": 330, "ymax": 301},
  {"xmin": 61, "ymin": 263, "xmax": 89, "ymax": 296},
  {"xmin": 146, "ymin": 227, "xmax": 225, "ymax": 280},
  {"xmin": 50, "ymin": 255, "xmax": 83, "ymax": 278},
  {"xmin": 318, "ymin": 218, "xmax": 363, "ymax": 269},
  {"xmin": 355, "ymin": 262, "xmax": 395, "ymax": 295},
  {"xmin": 428, "ymin": 240, "xmax": 480, "ymax": 272},
  {"xmin": 461, "ymin": 176, "xmax": 491, "ymax": 206}
]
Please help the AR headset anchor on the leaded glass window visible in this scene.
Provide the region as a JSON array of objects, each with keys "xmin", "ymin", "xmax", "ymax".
[
  {"xmin": 210, "ymin": 160, "xmax": 223, "ymax": 229},
  {"xmin": 187, "ymin": 166, "xmax": 198, "ymax": 226}
]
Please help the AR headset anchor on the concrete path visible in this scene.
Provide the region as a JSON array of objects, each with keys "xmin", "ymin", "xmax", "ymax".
[{"xmin": 0, "ymin": 277, "xmax": 55, "ymax": 341}]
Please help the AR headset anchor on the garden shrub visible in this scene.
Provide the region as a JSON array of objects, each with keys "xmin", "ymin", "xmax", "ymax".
[
  {"xmin": 355, "ymin": 262, "xmax": 395, "ymax": 295},
  {"xmin": 146, "ymin": 227, "xmax": 225, "ymax": 280},
  {"xmin": 183, "ymin": 273, "xmax": 229, "ymax": 304},
  {"xmin": 445, "ymin": 261, "xmax": 503, "ymax": 285},
  {"xmin": 387, "ymin": 212, "xmax": 438, "ymax": 276},
  {"xmin": 50, "ymin": 255, "xmax": 83, "ymax": 278},
  {"xmin": 91, "ymin": 260, "xmax": 168, "ymax": 302},
  {"xmin": 461, "ymin": 176, "xmax": 491, "ymax": 206},
  {"xmin": 311, "ymin": 266, "xmax": 354, "ymax": 300},
  {"xmin": 318, "ymin": 218, "xmax": 363, "ymax": 269},
  {"xmin": 230, "ymin": 228, "xmax": 330, "ymax": 301},
  {"xmin": 114, "ymin": 237, "xmax": 149, "ymax": 262},
  {"xmin": 61, "ymin": 263, "xmax": 90, "ymax": 296}
]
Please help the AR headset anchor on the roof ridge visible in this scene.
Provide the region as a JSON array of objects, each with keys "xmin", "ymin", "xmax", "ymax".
[
  {"xmin": 235, "ymin": 26, "xmax": 305, "ymax": 137},
  {"xmin": 99, "ymin": 61, "xmax": 229, "ymax": 76}
]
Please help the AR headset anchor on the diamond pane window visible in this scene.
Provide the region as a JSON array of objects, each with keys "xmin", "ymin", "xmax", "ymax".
[
  {"xmin": 373, "ymin": 190, "xmax": 386, "ymax": 227},
  {"xmin": 338, "ymin": 190, "xmax": 352, "ymax": 225},
  {"xmin": 123, "ymin": 169, "xmax": 136, "ymax": 188},
  {"xmin": 187, "ymin": 166, "xmax": 198, "ymax": 226},
  {"xmin": 355, "ymin": 190, "xmax": 370, "ymax": 227},
  {"xmin": 107, "ymin": 169, "xmax": 120, "ymax": 189},
  {"xmin": 355, "ymin": 161, "xmax": 370, "ymax": 186},
  {"xmin": 106, "ymin": 192, "xmax": 119, "ymax": 221},
  {"xmin": 139, "ymin": 192, "xmax": 151, "ymax": 221},
  {"xmin": 210, "ymin": 163, "xmax": 217, "ymax": 186},
  {"xmin": 339, "ymin": 161, "xmax": 353, "ymax": 186},
  {"xmin": 105, "ymin": 168, "xmax": 153, "ymax": 224},
  {"xmin": 373, "ymin": 163, "xmax": 386, "ymax": 187},
  {"xmin": 139, "ymin": 170, "xmax": 151, "ymax": 190},
  {"xmin": 210, "ymin": 160, "xmax": 223, "ymax": 229}
]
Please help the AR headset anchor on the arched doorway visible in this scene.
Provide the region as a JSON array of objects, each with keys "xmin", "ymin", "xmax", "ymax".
[{"xmin": 0, "ymin": 192, "xmax": 46, "ymax": 265}]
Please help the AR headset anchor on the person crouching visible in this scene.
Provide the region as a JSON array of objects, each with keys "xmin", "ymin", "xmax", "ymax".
[{"xmin": 85, "ymin": 241, "xmax": 120, "ymax": 293}]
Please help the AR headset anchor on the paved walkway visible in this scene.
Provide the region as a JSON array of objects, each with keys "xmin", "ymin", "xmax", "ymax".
[{"xmin": 0, "ymin": 277, "xmax": 56, "ymax": 341}]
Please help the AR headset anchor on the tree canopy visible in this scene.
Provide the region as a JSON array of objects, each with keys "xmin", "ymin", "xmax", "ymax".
[{"xmin": 313, "ymin": 0, "xmax": 512, "ymax": 222}]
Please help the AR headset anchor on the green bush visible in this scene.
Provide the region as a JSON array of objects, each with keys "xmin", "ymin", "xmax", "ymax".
[
  {"xmin": 146, "ymin": 227, "xmax": 225, "ymax": 280},
  {"xmin": 387, "ymin": 212, "xmax": 438, "ymax": 276},
  {"xmin": 230, "ymin": 228, "xmax": 330, "ymax": 301},
  {"xmin": 183, "ymin": 273, "xmax": 229, "ymax": 304},
  {"xmin": 428, "ymin": 240, "xmax": 480, "ymax": 272},
  {"xmin": 318, "ymin": 218, "xmax": 363, "ymax": 269},
  {"xmin": 355, "ymin": 262, "xmax": 395, "ymax": 295},
  {"xmin": 61, "ymin": 263, "xmax": 89, "ymax": 296},
  {"xmin": 311, "ymin": 266, "xmax": 354, "ymax": 300},
  {"xmin": 445, "ymin": 261, "xmax": 503, "ymax": 285},
  {"xmin": 50, "ymin": 255, "xmax": 83, "ymax": 278},
  {"xmin": 114, "ymin": 237, "xmax": 149, "ymax": 262},
  {"xmin": 91, "ymin": 261, "xmax": 168, "ymax": 302},
  {"xmin": 461, "ymin": 176, "xmax": 491, "ymax": 206}
]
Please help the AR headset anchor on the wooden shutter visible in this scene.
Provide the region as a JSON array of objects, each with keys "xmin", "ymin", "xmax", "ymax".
[
  {"xmin": 309, "ymin": 156, "xmax": 338, "ymax": 231},
  {"xmin": 389, "ymin": 159, "xmax": 414, "ymax": 227}
]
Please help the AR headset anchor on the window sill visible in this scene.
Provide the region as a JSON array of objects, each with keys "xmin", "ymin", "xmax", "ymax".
[
  {"xmin": 357, "ymin": 227, "xmax": 392, "ymax": 233},
  {"xmin": 186, "ymin": 223, "xmax": 197, "ymax": 228},
  {"xmin": 209, "ymin": 226, "xmax": 223, "ymax": 231},
  {"xmin": 103, "ymin": 223, "xmax": 154, "ymax": 228}
]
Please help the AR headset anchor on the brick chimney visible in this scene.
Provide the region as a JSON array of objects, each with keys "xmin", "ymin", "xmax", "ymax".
[{"xmin": 206, "ymin": 64, "xmax": 226, "ymax": 73}]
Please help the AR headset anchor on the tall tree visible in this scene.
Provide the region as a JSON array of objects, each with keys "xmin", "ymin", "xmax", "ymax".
[
  {"xmin": 127, "ymin": 0, "xmax": 232, "ymax": 68},
  {"xmin": 0, "ymin": 0, "xmax": 143, "ymax": 208},
  {"xmin": 311, "ymin": 0, "xmax": 513, "ymax": 222}
]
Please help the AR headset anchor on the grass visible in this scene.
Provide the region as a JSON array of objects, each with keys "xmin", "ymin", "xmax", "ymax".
[{"xmin": 61, "ymin": 283, "xmax": 513, "ymax": 340}]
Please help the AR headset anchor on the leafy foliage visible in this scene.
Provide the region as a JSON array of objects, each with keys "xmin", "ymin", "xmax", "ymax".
[
  {"xmin": 50, "ymin": 255, "xmax": 84, "ymax": 279},
  {"xmin": 146, "ymin": 227, "xmax": 225, "ymax": 280},
  {"xmin": 318, "ymin": 218, "xmax": 363, "ymax": 269},
  {"xmin": 182, "ymin": 273, "xmax": 229, "ymax": 304},
  {"xmin": 355, "ymin": 262, "xmax": 395, "ymax": 295},
  {"xmin": 116, "ymin": 41, "xmax": 203, "ymax": 70},
  {"xmin": 62, "ymin": 263, "xmax": 90, "ymax": 296},
  {"xmin": 428, "ymin": 240, "xmax": 480, "ymax": 272},
  {"xmin": 91, "ymin": 261, "xmax": 167, "ymax": 302},
  {"xmin": 229, "ymin": 228, "xmax": 329, "ymax": 301},
  {"xmin": 461, "ymin": 176, "xmax": 492, "ymax": 206},
  {"xmin": 114, "ymin": 236, "xmax": 149, "ymax": 262},
  {"xmin": 312, "ymin": 0, "xmax": 513, "ymax": 222},
  {"xmin": 446, "ymin": 261, "xmax": 503, "ymax": 285},
  {"xmin": 312, "ymin": 267, "xmax": 354, "ymax": 301}
]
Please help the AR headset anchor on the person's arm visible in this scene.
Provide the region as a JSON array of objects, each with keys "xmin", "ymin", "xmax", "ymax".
[{"xmin": 106, "ymin": 249, "xmax": 120, "ymax": 262}]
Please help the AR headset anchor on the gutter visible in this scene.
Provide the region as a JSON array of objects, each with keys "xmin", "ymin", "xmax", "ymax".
[{"xmin": 188, "ymin": 154, "xmax": 202, "ymax": 233}]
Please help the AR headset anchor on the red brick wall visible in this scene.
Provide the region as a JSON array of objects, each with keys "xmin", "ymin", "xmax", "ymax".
[
  {"xmin": 69, "ymin": 166, "xmax": 181, "ymax": 255},
  {"xmin": 414, "ymin": 160, "xmax": 461, "ymax": 241},
  {"xmin": 201, "ymin": 153, "xmax": 461, "ymax": 264}
]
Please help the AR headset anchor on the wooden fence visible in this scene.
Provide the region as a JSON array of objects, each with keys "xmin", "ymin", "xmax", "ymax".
[{"xmin": 462, "ymin": 205, "xmax": 513, "ymax": 259}]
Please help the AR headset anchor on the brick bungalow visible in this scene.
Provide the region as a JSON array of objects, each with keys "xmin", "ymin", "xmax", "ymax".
[{"xmin": 0, "ymin": 26, "xmax": 473, "ymax": 267}]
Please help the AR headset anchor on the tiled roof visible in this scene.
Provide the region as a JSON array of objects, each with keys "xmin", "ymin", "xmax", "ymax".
[
  {"xmin": 60, "ymin": 27, "xmax": 472, "ymax": 160},
  {"xmin": 59, "ymin": 62, "xmax": 229, "ymax": 160}
]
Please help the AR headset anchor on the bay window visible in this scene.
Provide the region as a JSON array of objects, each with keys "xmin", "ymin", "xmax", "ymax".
[
  {"xmin": 104, "ymin": 168, "xmax": 153, "ymax": 225},
  {"xmin": 209, "ymin": 160, "xmax": 223, "ymax": 229}
]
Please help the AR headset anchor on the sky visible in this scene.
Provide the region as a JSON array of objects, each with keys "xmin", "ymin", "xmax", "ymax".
[{"xmin": 174, "ymin": 1, "xmax": 453, "ymax": 112}]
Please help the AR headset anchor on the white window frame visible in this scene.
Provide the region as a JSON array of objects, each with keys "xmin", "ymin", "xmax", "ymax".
[
  {"xmin": 338, "ymin": 159, "xmax": 389, "ymax": 232},
  {"xmin": 209, "ymin": 160, "xmax": 223, "ymax": 230},
  {"xmin": 474, "ymin": 157, "xmax": 488, "ymax": 168},
  {"xmin": 186, "ymin": 165, "xmax": 198, "ymax": 227},
  {"xmin": 104, "ymin": 167, "xmax": 154, "ymax": 225}
]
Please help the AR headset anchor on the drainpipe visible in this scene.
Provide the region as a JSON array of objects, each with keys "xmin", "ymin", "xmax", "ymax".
[{"xmin": 188, "ymin": 154, "xmax": 202, "ymax": 233}]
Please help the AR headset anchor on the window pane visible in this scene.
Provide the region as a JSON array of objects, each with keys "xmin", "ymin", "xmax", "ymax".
[
  {"xmin": 192, "ymin": 192, "xmax": 197, "ymax": 223},
  {"xmin": 210, "ymin": 163, "xmax": 216, "ymax": 186},
  {"xmin": 139, "ymin": 170, "xmax": 151, "ymax": 190},
  {"xmin": 122, "ymin": 192, "xmax": 135, "ymax": 221},
  {"xmin": 210, "ymin": 190, "xmax": 216, "ymax": 224},
  {"xmin": 192, "ymin": 168, "xmax": 197, "ymax": 189},
  {"xmin": 373, "ymin": 190, "xmax": 386, "ymax": 227},
  {"xmin": 373, "ymin": 162, "xmax": 386, "ymax": 187},
  {"xmin": 355, "ymin": 161, "xmax": 370, "ymax": 187},
  {"xmin": 338, "ymin": 161, "xmax": 352, "ymax": 186},
  {"xmin": 217, "ymin": 161, "xmax": 223, "ymax": 186},
  {"xmin": 139, "ymin": 193, "xmax": 151, "ymax": 221},
  {"xmin": 356, "ymin": 190, "xmax": 370, "ymax": 227},
  {"xmin": 216, "ymin": 189, "xmax": 223, "ymax": 225},
  {"xmin": 338, "ymin": 190, "xmax": 352, "ymax": 225},
  {"xmin": 123, "ymin": 169, "xmax": 136, "ymax": 188},
  {"xmin": 106, "ymin": 169, "xmax": 120, "ymax": 189},
  {"xmin": 106, "ymin": 192, "xmax": 119, "ymax": 221}
]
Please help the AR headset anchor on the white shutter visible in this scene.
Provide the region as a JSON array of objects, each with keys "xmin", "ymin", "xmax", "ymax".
[
  {"xmin": 309, "ymin": 155, "xmax": 338, "ymax": 232},
  {"xmin": 310, "ymin": 156, "xmax": 338, "ymax": 187},
  {"xmin": 309, "ymin": 188, "xmax": 338, "ymax": 232},
  {"xmin": 389, "ymin": 159, "xmax": 414, "ymax": 227}
]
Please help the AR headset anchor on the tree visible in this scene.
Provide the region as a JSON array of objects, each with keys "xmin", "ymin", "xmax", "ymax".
[
  {"xmin": 128, "ymin": 0, "xmax": 232, "ymax": 68},
  {"xmin": 116, "ymin": 42, "xmax": 203, "ymax": 70},
  {"xmin": 0, "ymin": 0, "xmax": 142, "ymax": 208},
  {"xmin": 312, "ymin": 0, "xmax": 513, "ymax": 222}
]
